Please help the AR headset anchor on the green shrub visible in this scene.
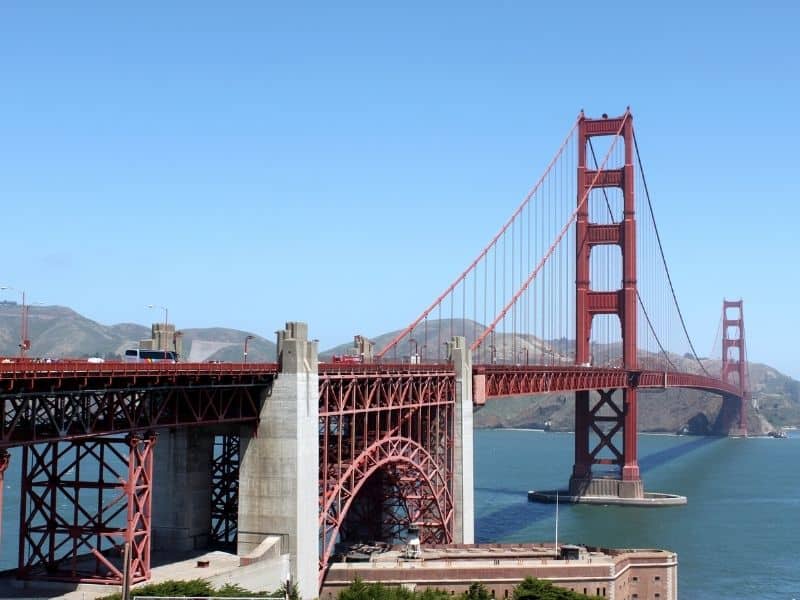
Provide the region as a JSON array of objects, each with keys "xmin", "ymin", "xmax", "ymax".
[
  {"xmin": 98, "ymin": 578, "xmax": 271, "ymax": 600},
  {"xmin": 335, "ymin": 577, "xmax": 600, "ymax": 600},
  {"xmin": 512, "ymin": 576, "xmax": 602, "ymax": 600}
]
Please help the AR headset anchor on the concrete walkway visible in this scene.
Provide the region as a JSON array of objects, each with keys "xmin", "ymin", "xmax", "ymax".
[{"xmin": 0, "ymin": 548, "xmax": 286, "ymax": 600}]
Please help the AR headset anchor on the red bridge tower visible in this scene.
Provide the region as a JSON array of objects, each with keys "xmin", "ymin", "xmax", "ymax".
[
  {"xmin": 720, "ymin": 299, "xmax": 749, "ymax": 436},
  {"xmin": 570, "ymin": 110, "xmax": 643, "ymax": 499}
]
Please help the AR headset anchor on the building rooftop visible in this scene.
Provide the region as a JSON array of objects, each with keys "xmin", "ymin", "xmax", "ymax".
[{"xmin": 329, "ymin": 542, "xmax": 672, "ymax": 572}]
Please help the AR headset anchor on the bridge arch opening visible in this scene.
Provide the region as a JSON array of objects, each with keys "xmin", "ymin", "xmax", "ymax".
[
  {"xmin": 588, "ymin": 314, "xmax": 623, "ymax": 367},
  {"xmin": 320, "ymin": 436, "xmax": 453, "ymax": 575},
  {"xmin": 583, "ymin": 134, "xmax": 625, "ymax": 173},
  {"xmin": 588, "ymin": 187, "xmax": 624, "ymax": 225},
  {"xmin": 589, "ymin": 245, "xmax": 623, "ymax": 293}
]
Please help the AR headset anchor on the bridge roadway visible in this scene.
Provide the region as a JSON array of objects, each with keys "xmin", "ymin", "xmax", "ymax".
[{"xmin": 0, "ymin": 359, "xmax": 741, "ymax": 448}]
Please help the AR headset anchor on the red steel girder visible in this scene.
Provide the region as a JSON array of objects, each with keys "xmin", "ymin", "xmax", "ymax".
[
  {"xmin": 586, "ymin": 390, "xmax": 625, "ymax": 467},
  {"xmin": 1, "ymin": 384, "xmax": 267, "ymax": 447},
  {"xmin": 583, "ymin": 168, "xmax": 624, "ymax": 188},
  {"xmin": 318, "ymin": 369, "xmax": 454, "ymax": 586},
  {"xmin": 0, "ymin": 361, "xmax": 278, "ymax": 394},
  {"xmin": 0, "ymin": 449, "xmax": 8, "ymax": 543},
  {"xmin": 210, "ymin": 435, "xmax": 240, "ymax": 546},
  {"xmin": 475, "ymin": 365, "xmax": 742, "ymax": 400},
  {"xmin": 18, "ymin": 433, "xmax": 156, "ymax": 585}
]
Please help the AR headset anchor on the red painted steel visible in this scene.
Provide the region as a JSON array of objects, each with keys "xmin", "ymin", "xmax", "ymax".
[
  {"xmin": 475, "ymin": 365, "xmax": 741, "ymax": 399},
  {"xmin": 0, "ymin": 366, "xmax": 274, "ymax": 447},
  {"xmin": 318, "ymin": 367, "xmax": 455, "ymax": 584},
  {"xmin": 574, "ymin": 110, "xmax": 641, "ymax": 483},
  {"xmin": 18, "ymin": 433, "xmax": 155, "ymax": 584},
  {"xmin": 126, "ymin": 433, "xmax": 156, "ymax": 583},
  {"xmin": 721, "ymin": 300, "xmax": 749, "ymax": 434},
  {"xmin": 0, "ymin": 449, "xmax": 8, "ymax": 543},
  {"xmin": 210, "ymin": 434, "xmax": 240, "ymax": 546},
  {"xmin": 0, "ymin": 360, "xmax": 279, "ymax": 388}
]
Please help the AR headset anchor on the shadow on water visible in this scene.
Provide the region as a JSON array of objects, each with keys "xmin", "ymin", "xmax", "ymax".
[
  {"xmin": 638, "ymin": 435, "xmax": 721, "ymax": 473},
  {"xmin": 475, "ymin": 435, "xmax": 722, "ymax": 541},
  {"xmin": 476, "ymin": 499, "xmax": 556, "ymax": 542}
]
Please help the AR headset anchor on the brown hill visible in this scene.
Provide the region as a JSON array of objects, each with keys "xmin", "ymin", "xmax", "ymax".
[{"xmin": 0, "ymin": 302, "xmax": 276, "ymax": 363}]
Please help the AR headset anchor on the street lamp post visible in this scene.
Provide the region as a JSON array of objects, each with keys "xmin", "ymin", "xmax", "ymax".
[
  {"xmin": 146, "ymin": 304, "xmax": 169, "ymax": 351},
  {"xmin": 409, "ymin": 338, "xmax": 418, "ymax": 364},
  {"xmin": 244, "ymin": 335, "xmax": 255, "ymax": 363},
  {"xmin": 1, "ymin": 286, "xmax": 33, "ymax": 358},
  {"xmin": 146, "ymin": 304, "xmax": 169, "ymax": 328},
  {"xmin": 173, "ymin": 331, "xmax": 184, "ymax": 361}
]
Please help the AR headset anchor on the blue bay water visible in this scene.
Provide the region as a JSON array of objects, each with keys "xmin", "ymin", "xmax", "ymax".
[
  {"xmin": 475, "ymin": 429, "xmax": 800, "ymax": 600},
  {"xmin": 1, "ymin": 431, "xmax": 798, "ymax": 598}
]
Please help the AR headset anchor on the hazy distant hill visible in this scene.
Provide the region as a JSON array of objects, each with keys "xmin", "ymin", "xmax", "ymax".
[
  {"xmin": 320, "ymin": 319, "xmax": 564, "ymax": 363},
  {"xmin": 0, "ymin": 302, "xmax": 276, "ymax": 363}
]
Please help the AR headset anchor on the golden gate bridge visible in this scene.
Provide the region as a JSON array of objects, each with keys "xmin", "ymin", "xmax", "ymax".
[{"xmin": 0, "ymin": 110, "xmax": 748, "ymax": 597}]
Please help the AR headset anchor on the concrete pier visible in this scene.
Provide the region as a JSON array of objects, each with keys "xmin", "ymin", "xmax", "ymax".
[
  {"xmin": 528, "ymin": 486, "xmax": 686, "ymax": 506},
  {"xmin": 449, "ymin": 336, "xmax": 474, "ymax": 544},
  {"xmin": 152, "ymin": 428, "xmax": 215, "ymax": 551},
  {"xmin": 238, "ymin": 322, "xmax": 319, "ymax": 600}
]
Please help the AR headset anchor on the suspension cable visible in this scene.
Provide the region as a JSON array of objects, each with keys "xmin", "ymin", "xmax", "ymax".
[
  {"xmin": 589, "ymin": 135, "xmax": 675, "ymax": 369},
  {"xmin": 633, "ymin": 130, "xmax": 710, "ymax": 376}
]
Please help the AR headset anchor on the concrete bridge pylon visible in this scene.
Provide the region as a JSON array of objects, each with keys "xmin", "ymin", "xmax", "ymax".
[
  {"xmin": 449, "ymin": 336, "xmax": 475, "ymax": 544},
  {"xmin": 238, "ymin": 322, "xmax": 319, "ymax": 600}
]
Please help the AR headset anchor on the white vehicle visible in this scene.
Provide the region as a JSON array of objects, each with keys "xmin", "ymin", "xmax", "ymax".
[{"xmin": 123, "ymin": 349, "xmax": 177, "ymax": 363}]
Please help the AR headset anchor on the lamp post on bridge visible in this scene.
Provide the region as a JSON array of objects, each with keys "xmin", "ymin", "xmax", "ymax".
[
  {"xmin": 244, "ymin": 335, "xmax": 254, "ymax": 363},
  {"xmin": 489, "ymin": 344, "xmax": 497, "ymax": 365},
  {"xmin": 409, "ymin": 338, "xmax": 418, "ymax": 365},
  {"xmin": 146, "ymin": 304, "xmax": 170, "ymax": 352},
  {"xmin": 173, "ymin": 331, "xmax": 183, "ymax": 361},
  {"xmin": 0, "ymin": 286, "xmax": 42, "ymax": 358},
  {"xmin": 518, "ymin": 347, "xmax": 529, "ymax": 365},
  {"xmin": 146, "ymin": 304, "xmax": 168, "ymax": 329}
]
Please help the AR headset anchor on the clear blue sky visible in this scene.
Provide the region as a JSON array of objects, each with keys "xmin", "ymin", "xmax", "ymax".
[{"xmin": 1, "ymin": 2, "xmax": 798, "ymax": 376}]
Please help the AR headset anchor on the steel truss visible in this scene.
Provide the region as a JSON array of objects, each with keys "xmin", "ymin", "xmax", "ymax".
[
  {"xmin": 0, "ymin": 448, "xmax": 8, "ymax": 542},
  {"xmin": 477, "ymin": 365, "xmax": 740, "ymax": 399},
  {"xmin": 1, "ymin": 383, "xmax": 268, "ymax": 446},
  {"xmin": 584, "ymin": 389, "xmax": 625, "ymax": 468},
  {"xmin": 318, "ymin": 369, "xmax": 455, "ymax": 581},
  {"xmin": 210, "ymin": 434, "xmax": 239, "ymax": 546},
  {"xmin": 18, "ymin": 433, "xmax": 156, "ymax": 584}
]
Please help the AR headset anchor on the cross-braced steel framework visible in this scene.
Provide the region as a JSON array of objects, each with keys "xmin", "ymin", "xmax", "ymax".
[
  {"xmin": 0, "ymin": 448, "xmax": 9, "ymax": 542},
  {"xmin": 1, "ymin": 385, "xmax": 263, "ymax": 447},
  {"xmin": 318, "ymin": 365, "xmax": 455, "ymax": 581},
  {"xmin": 210, "ymin": 434, "xmax": 240, "ymax": 546},
  {"xmin": 18, "ymin": 433, "xmax": 156, "ymax": 584}
]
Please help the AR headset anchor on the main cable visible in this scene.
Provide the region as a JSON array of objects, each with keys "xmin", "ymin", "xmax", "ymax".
[{"xmin": 632, "ymin": 130, "xmax": 710, "ymax": 376}]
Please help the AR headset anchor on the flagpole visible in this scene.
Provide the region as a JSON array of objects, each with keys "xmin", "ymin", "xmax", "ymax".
[{"xmin": 555, "ymin": 491, "xmax": 559, "ymax": 552}]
